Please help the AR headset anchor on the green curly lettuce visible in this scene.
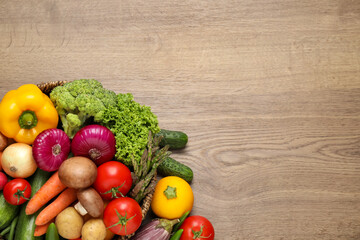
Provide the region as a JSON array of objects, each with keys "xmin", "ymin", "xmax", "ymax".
[{"xmin": 98, "ymin": 93, "xmax": 160, "ymax": 167}]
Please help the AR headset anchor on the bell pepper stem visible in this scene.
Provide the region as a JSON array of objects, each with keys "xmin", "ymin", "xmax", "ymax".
[{"xmin": 18, "ymin": 110, "xmax": 38, "ymax": 129}]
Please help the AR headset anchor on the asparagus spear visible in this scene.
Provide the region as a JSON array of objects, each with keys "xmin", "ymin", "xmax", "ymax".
[{"xmin": 130, "ymin": 131, "xmax": 170, "ymax": 202}]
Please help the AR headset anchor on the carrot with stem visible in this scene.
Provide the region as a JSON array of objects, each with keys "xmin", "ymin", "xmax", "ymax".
[
  {"xmin": 35, "ymin": 188, "xmax": 77, "ymax": 226},
  {"xmin": 26, "ymin": 171, "xmax": 66, "ymax": 215}
]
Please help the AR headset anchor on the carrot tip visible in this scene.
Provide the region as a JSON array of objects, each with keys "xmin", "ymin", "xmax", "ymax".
[{"xmin": 25, "ymin": 209, "xmax": 33, "ymax": 215}]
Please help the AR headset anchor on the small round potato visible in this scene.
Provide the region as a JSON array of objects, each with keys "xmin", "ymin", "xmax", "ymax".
[
  {"xmin": 0, "ymin": 132, "xmax": 8, "ymax": 151},
  {"xmin": 82, "ymin": 218, "xmax": 107, "ymax": 240},
  {"xmin": 77, "ymin": 187, "xmax": 104, "ymax": 218},
  {"xmin": 55, "ymin": 207, "xmax": 83, "ymax": 239},
  {"xmin": 105, "ymin": 228, "xmax": 115, "ymax": 240},
  {"xmin": 58, "ymin": 156, "xmax": 97, "ymax": 189}
]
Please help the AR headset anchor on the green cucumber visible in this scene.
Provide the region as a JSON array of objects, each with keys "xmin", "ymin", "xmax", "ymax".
[
  {"xmin": 0, "ymin": 192, "xmax": 20, "ymax": 230},
  {"xmin": 15, "ymin": 169, "xmax": 51, "ymax": 240},
  {"xmin": 158, "ymin": 157, "xmax": 193, "ymax": 182},
  {"xmin": 157, "ymin": 129, "xmax": 188, "ymax": 150}
]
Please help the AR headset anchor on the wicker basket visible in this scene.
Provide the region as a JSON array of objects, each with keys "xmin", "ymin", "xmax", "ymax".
[{"xmin": 37, "ymin": 81, "xmax": 156, "ymax": 240}]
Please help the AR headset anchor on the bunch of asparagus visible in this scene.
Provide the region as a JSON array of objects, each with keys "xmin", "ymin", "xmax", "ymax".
[{"xmin": 130, "ymin": 131, "xmax": 170, "ymax": 202}]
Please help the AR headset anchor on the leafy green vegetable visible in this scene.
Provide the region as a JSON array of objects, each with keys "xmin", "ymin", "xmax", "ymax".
[
  {"xmin": 50, "ymin": 79, "xmax": 117, "ymax": 138},
  {"xmin": 49, "ymin": 79, "xmax": 160, "ymax": 167},
  {"xmin": 98, "ymin": 93, "xmax": 160, "ymax": 167}
]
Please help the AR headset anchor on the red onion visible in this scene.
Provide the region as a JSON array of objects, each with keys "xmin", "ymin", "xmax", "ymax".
[
  {"xmin": 131, "ymin": 219, "xmax": 179, "ymax": 240},
  {"xmin": 32, "ymin": 128, "xmax": 71, "ymax": 172},
  {"xmin": 71, "ymin": 125, "xmax": 116, "ymax": 166}
]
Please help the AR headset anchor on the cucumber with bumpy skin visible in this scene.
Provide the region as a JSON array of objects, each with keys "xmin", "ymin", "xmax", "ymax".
[
  {"xmin": 157, "ymin": 129, "xmax": 188, "ymax": 150},
  {"xmin": 15, "ymin": 169, "xmax": 51, "ymax": 240},
  {"xmin": 0, "ymin": 192, "xmax": 20, "ymax": 231},
  {"xmin": 158, "ymin": 156, "xmax": 193, "ymax": 182}
]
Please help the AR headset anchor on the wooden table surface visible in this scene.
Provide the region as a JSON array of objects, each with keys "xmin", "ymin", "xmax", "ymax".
[{"xmin": 1, "ymin": 1, "xmax": 360, "ymax": 239}]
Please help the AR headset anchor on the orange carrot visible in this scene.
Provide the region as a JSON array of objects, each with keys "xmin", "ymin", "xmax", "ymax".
[
  {"xmin": 35, "ymin": 188, "xmax": 77, "ymax": 226},
  {"xmin": 26, "ymin": 171, "xmax": 67, "ymax": 215},
  {"xmin": 34, "ymin": 221, "xmax": 53, "ymax": 236}
]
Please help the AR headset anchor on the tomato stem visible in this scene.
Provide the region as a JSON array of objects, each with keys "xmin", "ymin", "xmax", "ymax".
[
  {"xmin": 102, "ymin": 182, "xmax": 126, "ymax": 198},
  {"xmin": 106, "ymin": 209, "xmax": 136, "ymax": 235},
  {"xmin": 13, "ymin": 185, "xmax": 29, "ymax": 205},
  {"xmin": 192, "ymin": 225, "xmax": 212, "ymax": 239}
]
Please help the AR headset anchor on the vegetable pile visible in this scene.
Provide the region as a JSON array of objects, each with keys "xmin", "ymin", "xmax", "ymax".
[{"xmin": 0, "ymin": 79, "xmax": 215, "ymax": 240}]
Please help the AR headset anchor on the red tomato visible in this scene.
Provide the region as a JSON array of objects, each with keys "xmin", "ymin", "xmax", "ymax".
[
  {"xmin": 0, "ymin": 172, "xmax": 7, "ymax": 190},
  {"xmin": 3, "ymin": 178, "xmax": 31, "ymax": 205},
  {"xmin": 180, "ymin": 215, "xmax": 215, "ymax": 240},
  {"xmin": 93, "ymin": 161, "xmax": 132, "ymax": 200},
  {"xmin": 103, "ymin": 197, "xmax": 142, "ymax": 236}
]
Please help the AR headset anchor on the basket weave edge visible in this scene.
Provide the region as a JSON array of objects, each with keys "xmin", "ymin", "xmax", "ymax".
[{"xmin": 37, "ymin": 81, "xmax": 69, "ymax": 95}]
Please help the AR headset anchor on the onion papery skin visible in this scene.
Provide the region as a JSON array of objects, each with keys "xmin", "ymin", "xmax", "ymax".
[
  {"xmin": 33, "ymin": 128, "xmax": 71, "ymax": 172},
  {"xmin": 71, "ymin": 125, "xmax": 116, "ymax": 166}
]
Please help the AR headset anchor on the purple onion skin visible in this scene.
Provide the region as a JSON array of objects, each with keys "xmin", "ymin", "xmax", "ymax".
[
  {"xmin": 71, "ymin": 124, "xmax": 116, "ymax": 166},
  {"xmin": 131, "ymin": 219, "xmax": 178, "ymax": 240},
  {"xmin": 32, "ymin": 128, "xmax": 71, "ymax": 172}
]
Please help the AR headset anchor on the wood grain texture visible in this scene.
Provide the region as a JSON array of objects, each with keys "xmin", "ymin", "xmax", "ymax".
[{"xmin": 1, "ymin": 0, "xmax": 360, "ymax": 239}]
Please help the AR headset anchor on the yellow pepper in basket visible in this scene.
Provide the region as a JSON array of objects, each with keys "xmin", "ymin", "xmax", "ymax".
[{"xmin": 0, "ymin": 84, "xmax": 58, "ymax": 145}]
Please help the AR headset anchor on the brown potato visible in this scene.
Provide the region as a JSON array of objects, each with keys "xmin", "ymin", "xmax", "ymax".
[
  {"xmin": 58, "ymin": 156, "xmax": 97, "ymax": 189},
  {"xmin": 77, "ymin": 187, "xmax": 104, "ymax": 218},
  {"xmin": 0, "ymin": 132, "xmax": 8, "ymax": 152},
  {"xmin": 104, "ymin": 228, "xmax": 115, "ymax": 240},
  {"xmin": 55, "ymin": 207, "xmax": 83, "ymax": 239},
  {"xmin": 81, "ymin": 218, "xmax": 106, "ymax": 240}
]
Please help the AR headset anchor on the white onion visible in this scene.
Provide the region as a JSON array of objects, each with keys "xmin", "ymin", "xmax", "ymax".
[{"xmin": 1, "ymin": 143, "xmax": 37, "ymax": 178}]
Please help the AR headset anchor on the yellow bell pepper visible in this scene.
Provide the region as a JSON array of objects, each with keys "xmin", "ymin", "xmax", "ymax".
[{"xmin": 0, "ymin": 84, "xmax": 59, "ymax": 145}]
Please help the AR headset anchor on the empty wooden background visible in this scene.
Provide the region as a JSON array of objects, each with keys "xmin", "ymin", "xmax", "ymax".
[{"xmin": 1, "ymin": 0, "xmax": 360, "ymax": 239}]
